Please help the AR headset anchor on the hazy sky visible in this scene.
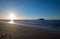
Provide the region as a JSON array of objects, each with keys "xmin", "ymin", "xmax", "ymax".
[{"xmin": 0, "ymin": 0, "xmax": 60, "ymax": 20}]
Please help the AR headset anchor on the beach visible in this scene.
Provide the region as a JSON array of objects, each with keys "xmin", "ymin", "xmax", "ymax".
[{"xmin": 0, "ymin": 22, "xmax": 60, "ymax": 39}]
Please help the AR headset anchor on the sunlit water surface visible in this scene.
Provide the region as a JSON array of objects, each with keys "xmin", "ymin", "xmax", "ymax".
[{"xmin": 0, "ymin": 20, "xmax": 60, "ymax": 31}]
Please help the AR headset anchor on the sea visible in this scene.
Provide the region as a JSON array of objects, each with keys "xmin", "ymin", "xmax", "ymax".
[{"xmin": 0, "ymin": 20, "xmax": 60, "ymax": 32}]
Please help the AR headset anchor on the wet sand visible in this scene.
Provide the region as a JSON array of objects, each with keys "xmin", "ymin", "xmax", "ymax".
[{"xmin": 0, "ymin": 22, "xmax": 60, "ymax": 39}]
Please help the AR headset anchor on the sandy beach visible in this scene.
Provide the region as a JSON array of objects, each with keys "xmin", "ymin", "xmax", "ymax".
[{"xmin": 0, "ymin": 22, "xmax": 60, "ymax": 39}]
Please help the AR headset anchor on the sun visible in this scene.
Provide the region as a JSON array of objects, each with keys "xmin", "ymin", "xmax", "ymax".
[
  {"xmin": 8, "ymin": 13, "xmax": 16, "ymax": 23},
  {"xmin": 9, "ymin": 13, "xmax": 16, "ymax": 20}
]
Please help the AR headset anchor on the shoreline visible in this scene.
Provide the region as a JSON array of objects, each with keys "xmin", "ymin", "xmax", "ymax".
[{"xmin": 0, "ymin": 22, "xmax": 60, "ymax": 39}]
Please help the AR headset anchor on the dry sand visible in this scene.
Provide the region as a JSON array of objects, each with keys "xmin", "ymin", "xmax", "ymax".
[{"xmin": 0, "ymin": 22, "xmax": 60, "ymax": 39}]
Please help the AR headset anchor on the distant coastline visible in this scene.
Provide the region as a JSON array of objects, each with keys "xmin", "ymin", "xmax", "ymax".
[{"xmin": 0, "ymin": 18, "xmax": 60, "ymax": 21}]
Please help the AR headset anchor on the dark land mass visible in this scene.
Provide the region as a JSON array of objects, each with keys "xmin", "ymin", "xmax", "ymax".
[
  {"xmin": 0, "ymin": 22, "xmax": 60, "ymax": 39},
  {"xmin": 38, "ymin": 18, "xmax": 45, "ymax": 20}
]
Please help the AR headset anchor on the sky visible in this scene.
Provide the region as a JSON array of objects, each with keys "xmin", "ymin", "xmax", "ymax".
[{"xmin": 0, "ymin": 0, "xmax": 60, "ymax": 20}]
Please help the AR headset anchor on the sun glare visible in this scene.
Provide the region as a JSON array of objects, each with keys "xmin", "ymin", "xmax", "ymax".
[{"xmin": 8, "ymin": 13, "xmax": 16, "ymax": 23}]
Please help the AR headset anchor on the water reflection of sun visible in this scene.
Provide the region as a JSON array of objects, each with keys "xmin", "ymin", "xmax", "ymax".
[
  {"xmin": 8, "ymin": 13, "xmax": 16, "ymax": 24},
  {"xmin": 9, "ymin": 20, "xmax": 14, "ymax": 23}
]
